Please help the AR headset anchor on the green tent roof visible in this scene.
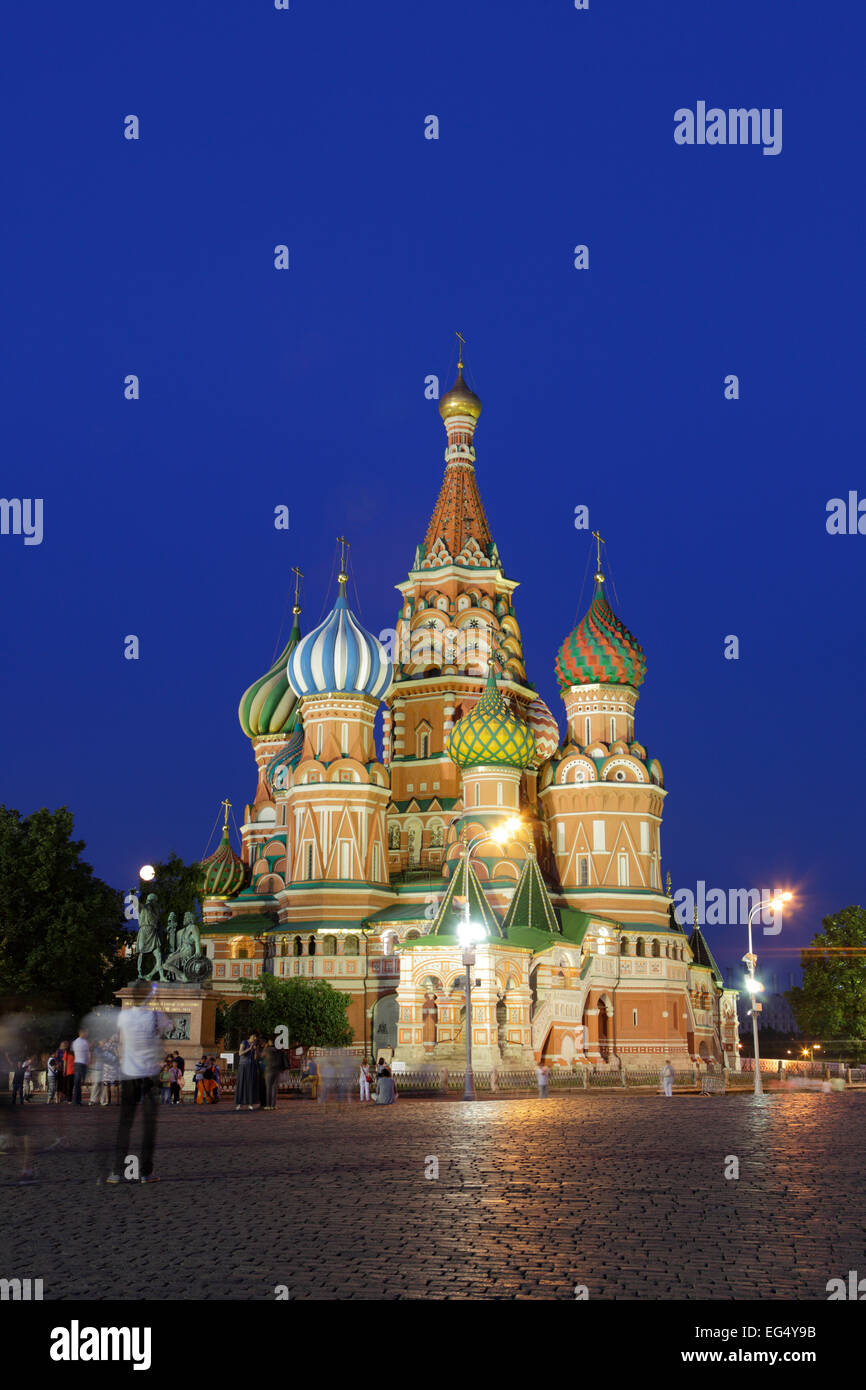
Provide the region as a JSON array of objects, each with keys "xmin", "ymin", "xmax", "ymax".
[
  {"xmin": 501, "ymin": 855, "xmax": 559, "ymax": 937},
  {"xmin": 688, "ymin": 925, "xmax": 724, "ymax": 984},
  {"xmin": 430, "ymin": 856, "xmax": 502, "ymax": 938}
]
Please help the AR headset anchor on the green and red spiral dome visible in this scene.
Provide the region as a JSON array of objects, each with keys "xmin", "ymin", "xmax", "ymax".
[{"xmin": 555, "ymin": 579, "xmax": 646, "ymax": 690}]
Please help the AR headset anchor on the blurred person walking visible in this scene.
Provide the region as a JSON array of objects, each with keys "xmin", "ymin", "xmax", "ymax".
[
  {"xmin": 359, "ymin": 1058, "xmax": 372, "ymax": 1102},
  {"xmin": 661, "ymin": 1059, "xmax": 674, "ymax": 1098},
  {"xmin": 106, "ymin": 983, "xmax": 165, "ymax": 1185}
]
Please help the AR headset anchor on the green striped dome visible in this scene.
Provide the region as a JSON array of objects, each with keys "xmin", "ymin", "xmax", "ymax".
[
  {"xmin": 448, "ymin": 668, "xmax": 535, "ymax": 769},
  {"xmin": 238, "ymin": 615, "xmax": 302, "ymax": 739},
  {"xmin": 200, "ymin": 831, "xmax": 246, "ymax": 899}
]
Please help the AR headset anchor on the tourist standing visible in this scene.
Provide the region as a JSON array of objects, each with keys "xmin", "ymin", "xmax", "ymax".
[
  {"xmin": 536, "ymin": 1063, "xmax": 550, "ymax": 1099},
  {"xmin": 661, "ymin": 1059, "xmax": 674, "ymax": 1098},
  {"xmin": 89, "ymin": 1043, "xmax": 105, "ymax": 1105},
  {"xmin": 159, "ymin": 1058, "xmax": 172, "ymax": 1105},
  {"xmin": 46, "ymin": 1052, "xmax": 59, "ymax": 1103},
  {"xmin": 359, "ymin": 1058, "xmax": 371, "ymax": 1102},
  {"xmin": 168, "ymin": 1059, "xmax": 182, "ymax": 1105},
  {"xmin": 101, "ymin": 1036, "xmax": 118, "ymax": 1105},
  {"xmin": 55, "ymin": 1042, "xmax": 69, "ymax": 1101},
  {"xmin": 64, "ymin": 1041, "xmax": 76, "ymax": 1102},
  {"xmin": 262, "ymin": 1038, "xmax": 281, "ymax": 1110},
  {"xmin": 71, "ymin": 1029, "xmax": 90, "ymax": 1105},
  {"xmin": 106, "ymin": 982, "xmax": 165, "ymax": 1184},
  {"xmin": 234, "ymin": 1033, "xmax": 260, "ymax": 1110},
  {"xmin": 374, "ymin": 1059, "xmax": 396, "ymax": 1105}
]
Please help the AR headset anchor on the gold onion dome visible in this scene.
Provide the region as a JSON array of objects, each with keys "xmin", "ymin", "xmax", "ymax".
[
  {"xmin": 438, "ymin": 364, "xmax": 482, "ymax": 423},
  {"xmin": 448, "ymin": 666, "xmax": 535, "ymax": 769},
  {"xmin": 200, "ymin": 806, "xmax": 246, "ymax": 899}
]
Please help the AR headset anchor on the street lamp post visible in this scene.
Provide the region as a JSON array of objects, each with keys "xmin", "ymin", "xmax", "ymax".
[
  {"xmin": 744, "ymin": 891, "xmax": 793, "ymax": 1097},
  {"xmin": 455, "ymin": 817, "xmax": 521, "ymax": 1101}
]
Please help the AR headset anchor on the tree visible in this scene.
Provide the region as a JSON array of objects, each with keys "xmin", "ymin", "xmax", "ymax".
[
  {"xmin": 140, "ymin": 852, "xmax": 201, "ymax": 930},
  {"xmin": 0, "ymin": 805, "xmax": 127, "ymax": 1022},
  {"xmin": 237, "ymin": 975, "xmax": 353, "ymax": 1050},
  {"xmin": 786, "ymin": 905, "xmax": 866, "ymax": 1056}
]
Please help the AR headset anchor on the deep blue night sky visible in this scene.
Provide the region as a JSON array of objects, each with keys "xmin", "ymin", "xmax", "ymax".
[{"xmin": 2, "ymin": 3, "xmax": 864, "ymax": 983}]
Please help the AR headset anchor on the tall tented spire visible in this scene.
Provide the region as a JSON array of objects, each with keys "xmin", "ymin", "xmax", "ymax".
[
  {"xmin": 420, "ymin": 344, "xmax": 493, "ymax": 568},
  {"xmin": 429, "ymin": 854, "xmax": 501, "ymax": 938}
]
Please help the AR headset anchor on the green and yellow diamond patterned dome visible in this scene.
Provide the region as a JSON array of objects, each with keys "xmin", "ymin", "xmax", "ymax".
[{"xmin": 448, "ymin": 666, "xmax": 535, "ymax": 770}]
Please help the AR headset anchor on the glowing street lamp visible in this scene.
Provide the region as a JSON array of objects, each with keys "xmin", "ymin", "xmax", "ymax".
[{"xmin": 744, "ymin": 891, "xmax": 793, "ymax": 1096}]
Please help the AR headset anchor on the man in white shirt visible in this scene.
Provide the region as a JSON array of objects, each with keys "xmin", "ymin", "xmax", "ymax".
[
  {"xmin": 70, "ymin": 1030, "xmax": 91, "ymax": 1106},
  {"xmin": 106, "ymin": 983, "xmax": 166, "ymax": 1184}
]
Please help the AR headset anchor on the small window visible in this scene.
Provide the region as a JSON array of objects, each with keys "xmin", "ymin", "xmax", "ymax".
[
  {"xmin": 584, "ymin": 716, "xmax": 591, "ymax": 745},
  {"xmin": 617, "ymin": 852, "xmax": 629, "ymax": 885},
  {"xmin": 305, "ymin": 844, "xmax": 313, "ymax": 880},
  {"xmin": 339, "ymin": 842, "xmax": 351, "ymax": 879},
  {"xmin": 632, "ymin": 1008, "xmax": 638, "ymax": 1027},
  {"xmin": 497, "ymin": 782, "xmax": 503, "ymax": 806},
  {"xmin": 316, "ymin": 724, "xmax": 323, "ymax": 757},
  {"xmin": 557, "ymin": 823, "xmax": 566, "ymax": 854},
  {"xmin": 610, "ymin": 717, "xmax": 616, "ymax": 742},
  {"xmin": 475, "ymin": 783, "xmax": 480, "ymax": 807},
  {"xmin": 308, "ymin": 935, "xmax": 317, "ymax": 956},
  {"xmin": 579, "ymin": 856, "xmax": 588, "ymax": 886},
  {"xmin": 341, "ymin": 722, "xmax": 349, "ymax": 756}
]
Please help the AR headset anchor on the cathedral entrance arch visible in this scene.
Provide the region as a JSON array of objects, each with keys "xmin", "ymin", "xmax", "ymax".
[{"xmin": 371, "ymin": 992, "xmax": 398, "ymax": 1058}]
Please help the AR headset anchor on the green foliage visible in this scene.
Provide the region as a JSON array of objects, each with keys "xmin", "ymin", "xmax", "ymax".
[
  {"xmin": 239, "ymin": 974, "xmax": 353, "ymax": 1049},
  {"xmin": 0, "ymin": 804, "xmax": 128, "ymax": 1022},
  {"xmin": 142, "ymin": 851, "xmax": 202, "ymax": 929},
  {"xmin": 786, "ymin": 905, "xmax": 866, "ymax": 1055}
]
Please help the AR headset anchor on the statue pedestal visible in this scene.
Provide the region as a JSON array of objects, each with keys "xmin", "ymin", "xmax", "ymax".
[{"xmin": 115, "ymin": 983, "xmax": 217, "ymax": 1075}]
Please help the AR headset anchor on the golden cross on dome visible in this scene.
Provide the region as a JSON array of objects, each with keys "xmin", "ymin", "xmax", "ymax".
[
  {"xmin": 291, "ymin": 565, "xmax": 304, "ymax": 615},
  {"xmin": 221, "ymin": 798, "xmax": 232, "ymax": 832},
  {"xmin": 592, "ymin": 529, "xmax": 605, "ymax": 582},
  {"xmin": 337, "ymin": 536, "xmax": 350, "ymax": 584},
  {"xmin": 456, "ymin": 330, "xmax": 466, "ymax": 369}
]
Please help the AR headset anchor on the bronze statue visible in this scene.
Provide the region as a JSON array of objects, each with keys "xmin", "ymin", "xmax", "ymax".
[
  {"xmin": 135, "ymin": 894, "xmax": 167, "ymax": 981},
  {"xmin": 163, "ymin": 910, "xmax": 213, "ymax": 984}
]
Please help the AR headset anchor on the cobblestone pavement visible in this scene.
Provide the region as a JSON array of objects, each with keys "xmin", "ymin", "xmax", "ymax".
[{"xmin": 2, "ymin": 1092, "xmax": 863, "ymax": 1300}]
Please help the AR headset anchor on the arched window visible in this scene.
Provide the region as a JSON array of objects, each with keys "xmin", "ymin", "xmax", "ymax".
[
  {"xmin": 635, "ymin": 937, "xmax": 645, "ymax": 957},
  {"xmin": 341, "ymin": 722, "xmax": 349, "ymax": 756},
  {"xmin": 344, "ymin": 935, "xmax": 359, "ymax": 956},
  {"xmin": 651, "ymin": 939, "xmax": 661, "ymax": 958},
  {"xmin": 497, "ymin": 782, "xmax": 503, "ymax": 806},
  {"xmin": 293, "ymin": 935, "xmax": 302, "ymax": 957},
  {"xmin": 419, "ymin": 733, "xmax": 429, "ymax": 758},
  {"xmin": 404, "ymin": 929, "xmax": 420, "ymax": 940},
  {"xmin": 584, "ymin": 716, "xmax": 591, "ymax": 745},
  {"xmin": 610, "ymin": 717, "xmax": 616, "ymax": 742},
  {"xmin": 578, "ymin": 856, "xmax": 588, "ymax": 885},
  {"xmin": 322, "ymin": 935, "xmax": 337, "ymax": 956},
  {"xmin": 316, "ymin": 723, "xmax": 323, "ymax": 757},
  {"xmin": 308, "ymin": 935, "xmax": 317, "ymax": 957},
  {"xmin": 279, "ymin": 936, "xmax": 289, "ymax": 957}
]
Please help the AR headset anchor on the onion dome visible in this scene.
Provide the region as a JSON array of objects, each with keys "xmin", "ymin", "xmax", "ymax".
[
  {"xmin": 525, "ymin": 694, "xmax": 560, "ymax": 763},
  {"xmin": 555, "ymin": 576, "xmax": 646, "ymax": 690},
  {"xmin": 438, "ymin": 364, "xmax": 482, "ymax": 423},
  {"xmin": 448, "ymin": 666, "xmax": 536, "ymax": 769},
  {"xmin": 200, "ymin": 802, "xmax": 246, "ymax": 899},
  {"xmin": 238, "ymin": 613, "xmax": 302, "ymax": 738},
  {"xmin": 287, "ymin": 576, "xmax": 392, "ymax": 700}
]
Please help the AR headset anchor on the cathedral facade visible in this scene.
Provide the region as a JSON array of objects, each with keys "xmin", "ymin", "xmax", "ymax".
[{"xmin": 199, "ymin": 357, "xmax": 740, "ymax": 1072}]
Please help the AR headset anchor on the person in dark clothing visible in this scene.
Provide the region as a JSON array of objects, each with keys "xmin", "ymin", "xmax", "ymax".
[{"xmin": 262, "ymin": 1038, "xmax": 282, "ymax": 1110}]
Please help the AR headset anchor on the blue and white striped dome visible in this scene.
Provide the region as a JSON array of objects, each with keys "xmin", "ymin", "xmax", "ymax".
[{"xmin": 287, "ymin": 579, "xmax": 392, "ymax": 700}]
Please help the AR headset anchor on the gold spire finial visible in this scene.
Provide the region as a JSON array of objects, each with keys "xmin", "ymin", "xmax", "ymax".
[
  {"xmin": 291, "ymin": 565, "xmax": 304, "ymax": 616},
  {"xmin": 456, "ymin": 330, "xmax": 465, "ymax": 370},
  {"xmin": 221, "ymin": 798, "xmax": 232, "ymax": 834},
  {"xmin": 693, "ymin": 904, "xmax": 699, "ymax": 930},
  {"xmin": 337, "ymin": 536, "xmax": 350, "ymax": 585},
  {"xmin": 592, "ymin": 529, "xmax": 605, "ymax": 584},
  {"xmin": 665, "ymin": 870, "xmax": 672, "ymax": 897}
]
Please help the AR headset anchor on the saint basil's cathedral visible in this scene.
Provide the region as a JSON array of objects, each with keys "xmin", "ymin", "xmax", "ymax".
[{"xmin": 199, "ymin": 353, "xmax": 740, "ymax": 1071}]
